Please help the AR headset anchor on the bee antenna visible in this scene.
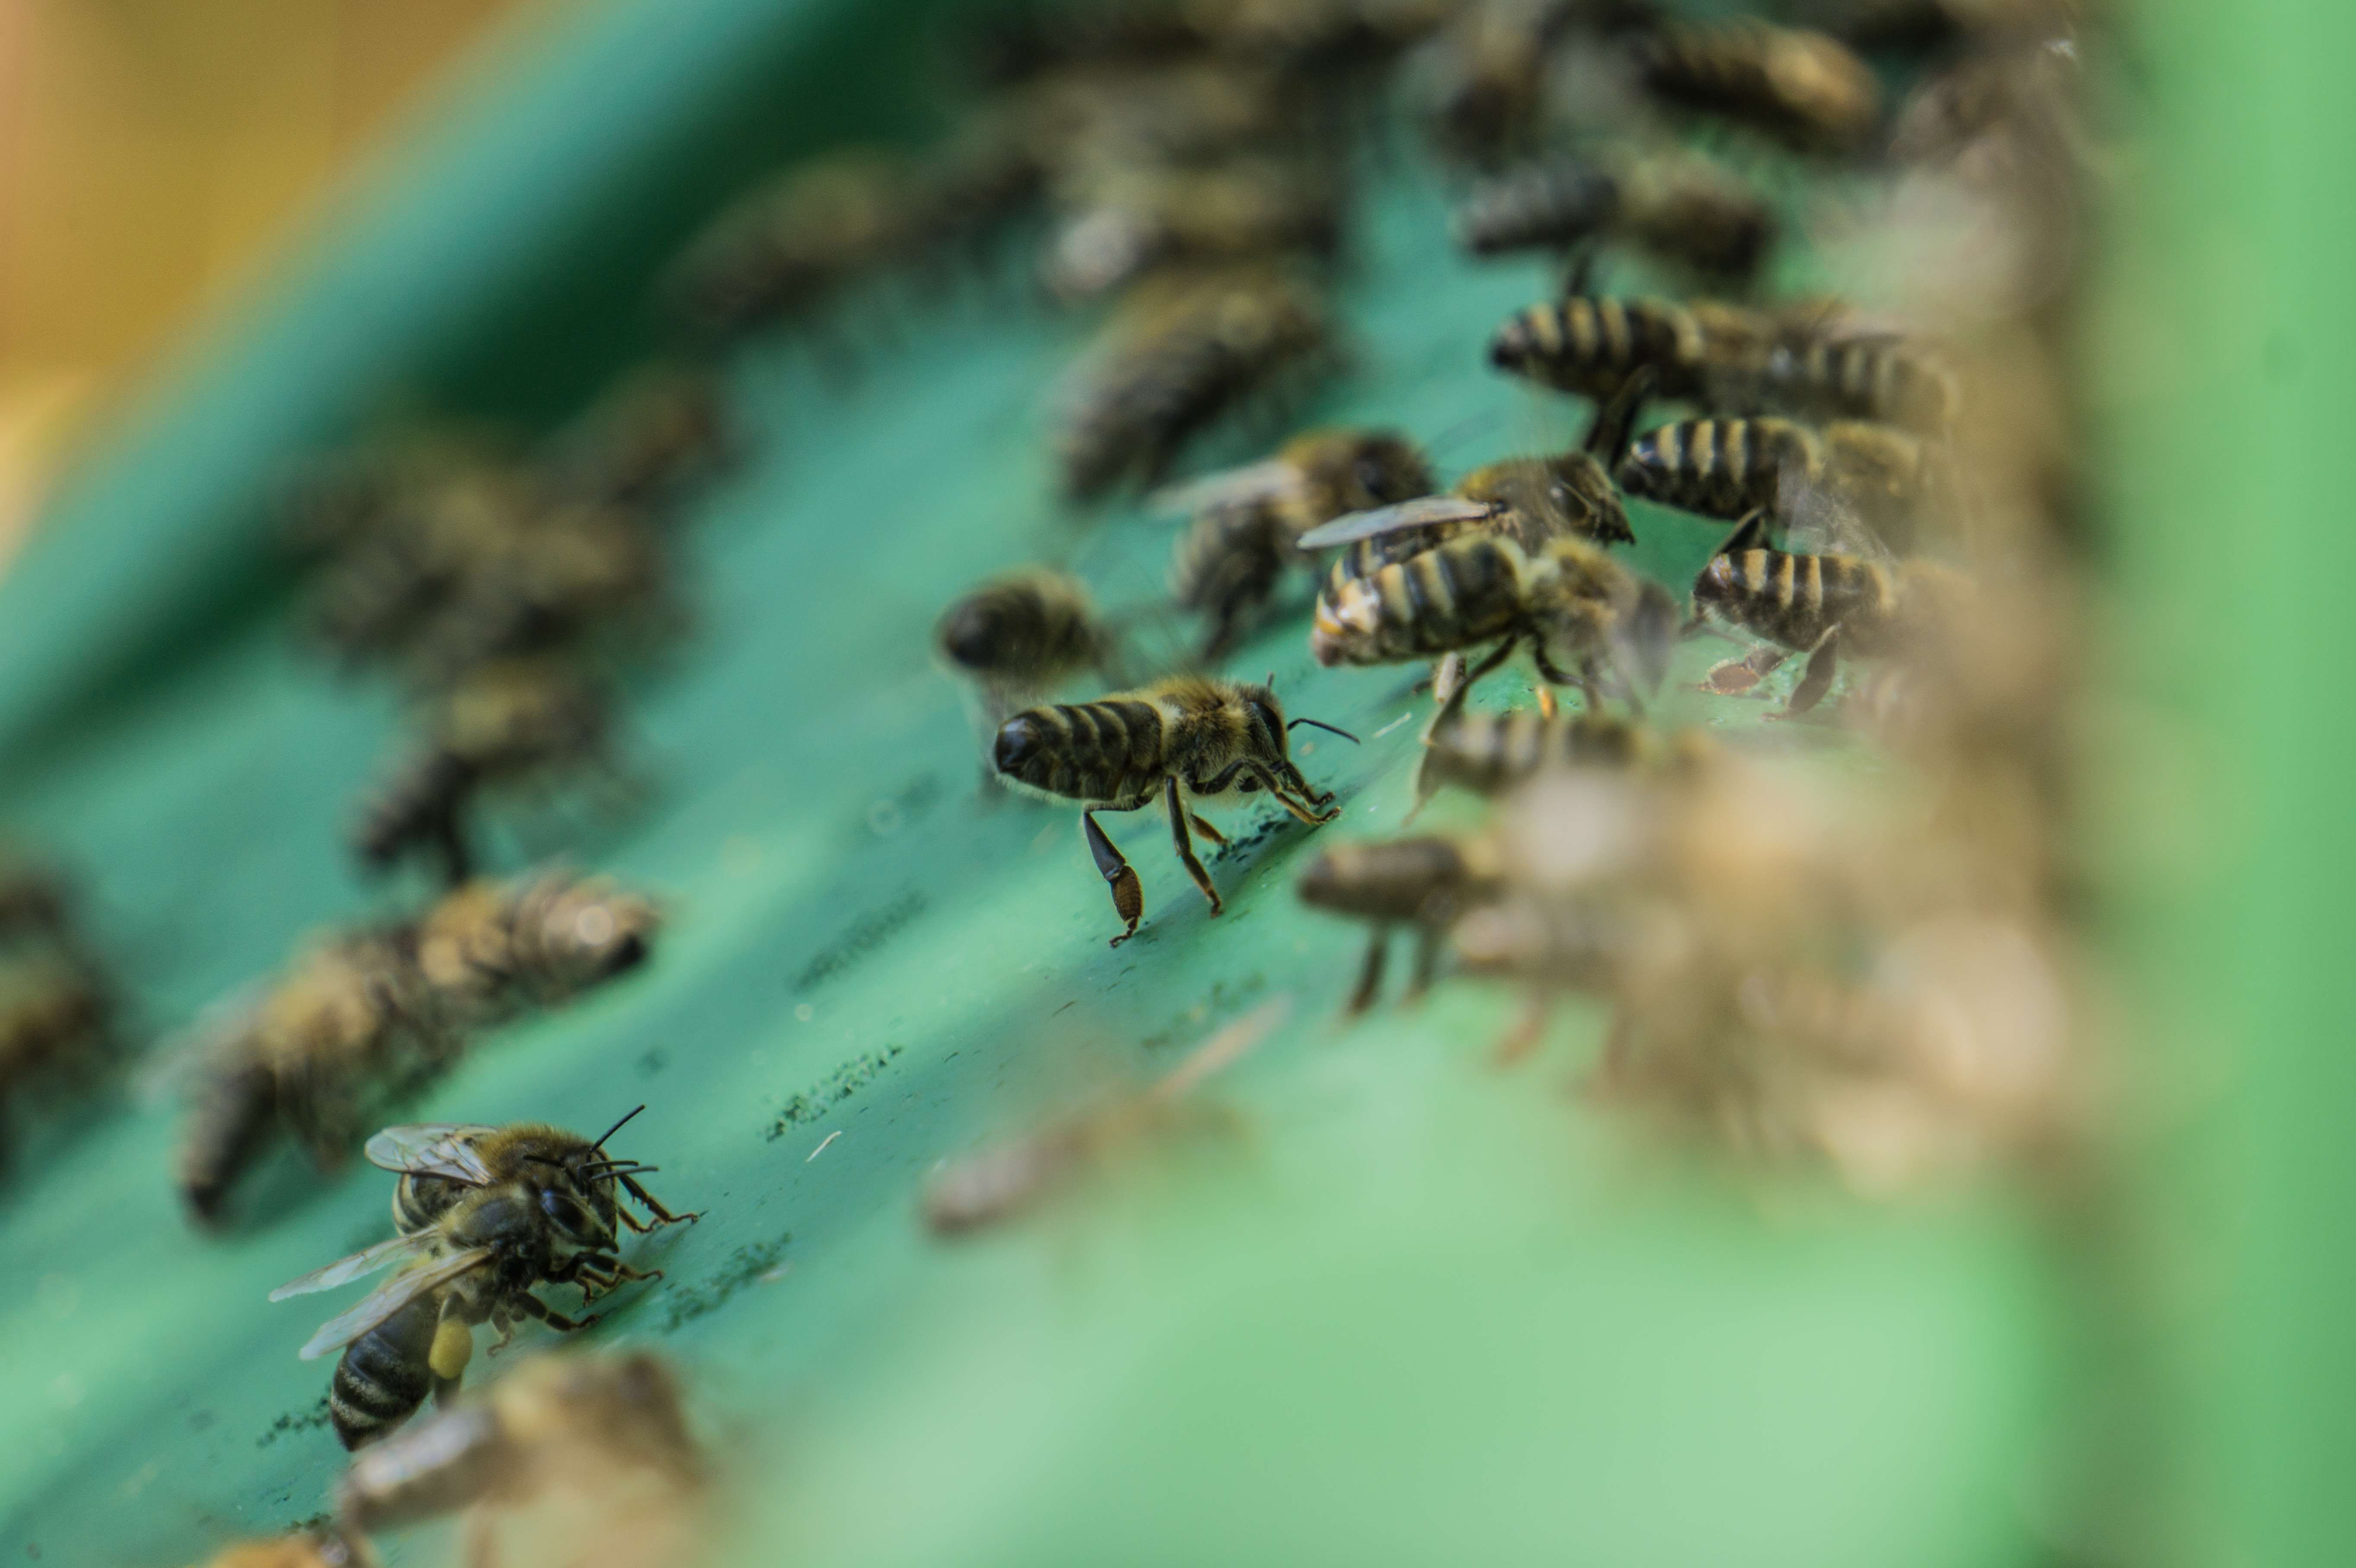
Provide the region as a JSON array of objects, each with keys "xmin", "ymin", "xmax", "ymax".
[
  {"xmin": 1264, "ymin": 670, "xmax": 1276, "ymax": 690},
  {"xmin": 592, "ymin": 1104, "xmax": 647, "ymax": 1150},
  {"xmin": 1289, "ymin": 718, "xmax": 1360, "ymax": 745}
]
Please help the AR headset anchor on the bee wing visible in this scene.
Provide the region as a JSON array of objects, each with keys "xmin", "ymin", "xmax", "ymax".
[
  {"xmin": 269, "ymin": 1232, "xmax": 436, "ymax": 1301},
  {"xmin": 1295, "ymin": 497, "xmax": 1500, "ymax": 550},
  {"xmin": 364, "ymin": 1123, "xmax": 500, "ymax": 1184},
  {"xmin": 297, "ymin": 1247, "xmax": 493, "ymax": 1361},
  {"xmin": 1146, "ymin": 458, "xmax": 1302, "ymax": 517}
]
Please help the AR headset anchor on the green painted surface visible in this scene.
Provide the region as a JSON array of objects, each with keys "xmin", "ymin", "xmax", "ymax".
[{"xmin": 0, "ymin": 5, "xmax": 2072, "ymax": 1565}]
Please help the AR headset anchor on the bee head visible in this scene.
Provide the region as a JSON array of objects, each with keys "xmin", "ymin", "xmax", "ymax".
[{"xmin": 538, "ymin": 1180, "xmax": 618, "ymax": 1252}]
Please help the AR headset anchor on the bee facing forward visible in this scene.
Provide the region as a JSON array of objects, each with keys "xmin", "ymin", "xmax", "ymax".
[
  {"xmin": 1691, "ymin": 513, "xmax": 1973, "ymax": 712},
  {"xmin": 271, "ymin": 1115, "xmax": 693, "ymax": 1450},
  {"xmin": 336, "ymin": 1349, "xmax": 704, "ymax": 1564},
  {"xmin": 993, "ymin": 677, "xmax": 1352, "ymax": 945}
]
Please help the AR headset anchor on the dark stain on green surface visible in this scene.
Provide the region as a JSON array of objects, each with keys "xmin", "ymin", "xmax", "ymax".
[
  {"xmin": 767, "ymin": 1044, "xmax": 906, "ymax": 1140},
  {"xmin": 659, "ymin": 1230, "xmax": 793, "ymax": 1332},
  {"xmin": 255, "ymin": 1397, "xmax": 332, "ymax": 1449},
  {"xmin": 792, "ymin": 889, "xmax": 929, "ymax": 992}
]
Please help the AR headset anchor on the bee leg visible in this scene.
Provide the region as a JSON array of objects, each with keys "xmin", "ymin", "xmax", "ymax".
[
  {"xmin": 1163, "ymin": 778, "xmax": 1224, "ymax": 919},
  {"xmin": 428, "ymin": 803, "xmax": 475, "ymax": 889},
  {"xmin": 1083, "ymin": 809, "xmax": 1146, "ymax": 947},
  {"xmin": 1421, "ymin": 638, "xmax": 1517, "ymax": 743},
  {"xmin": 1187, "ymin": 812, "xmax": 1229, "ymax": 847},
  {"xmin": 1346, "ymin": 929, "xmax": 1389, "ymax": 1015},
  {"xmin": 512, "ymin": 1291, "xmax": 602, "ymax": 1336},
  {"xmin": 616, "ymin": 1172, "xmax": 701, "ymax": 1226},
  {"xmin": 1406, "ymin": 923, "xmax": 1445, "ymax": 1002},
  {"xmin": 1429, "ymin": 651, "xmax": 1468, "ymax": 710},
  {"xmin": 1250, "ymin": 764, "xmax": 1340, "ymax": 825},
  {"xmin": 1781, "ymin": 627, "xmax": 1843, "ymax": 715},
  {"xmin": 1492, "ymin": 990, "xmax": 1551, "ymax": 1067},
  {"xmin": 1535, "ymin": 686, "xmax": 1558, "ymax": 721}
]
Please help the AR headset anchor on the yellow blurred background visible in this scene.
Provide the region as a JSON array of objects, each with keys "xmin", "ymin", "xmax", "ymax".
[{"xmin": 0, "ymin": 0, "xmax": 553, "ymax": 565}]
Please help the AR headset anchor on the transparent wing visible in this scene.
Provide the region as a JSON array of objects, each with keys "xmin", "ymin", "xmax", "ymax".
[
  {"xmin": 1146, "ymin": 458, "xmax": 1302, "ymax": 517},
  {"xmin": 297, "ymin": 1247, "xmax": 493, "ymax": 1361},
  {"xmin": 269, "ymin": 1232, "xmax": 437, "ymax": 1302},
  {"xmin": 1295, "ymin": 497, "xmax": 1500, "ymax": 550},
  {"xmin": 364, "ymin": 1124, "xmax": 499, "ymax": 1184}
]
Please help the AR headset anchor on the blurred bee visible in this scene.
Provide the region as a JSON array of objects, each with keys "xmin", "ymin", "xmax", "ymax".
[
  {"xmin": 0, "ymin": 952, "xmax": 111, "ymax": 1170},
  {"xmin": 1164, "ymin": 428, "xmax": 1432, "ymax": 659},
  {"xmin": 1487, "ymin": 291, "xmax": 1742, "ymax": 403},
  {"xmin": 353, "ymin": 658, "xmax": 614, "ymax": 886},
  {"xmin": 924, "ymin": 998, "xmax": 1287, "ymax": 1234},
  {"xmin": 412, "ymin": 503, "xmax": 671, "ymax": 683},
  {"xmin": 1690, "ymin": 512, "xmax": 1974, "ymax": 712},
  {"xmin": 935, "ymin": 569, "xmax": 1119, "ymax": 726},
  {"xmin": 1617, "ymin": 416, "xmax": 1937, "ymax": 544},
  {"xmin": 662, "ymin": 149, "xmax": 921, "ymax": 343},
  {"xmin": 1413, "ymin": 703, "xmax": 1705, "ymax": 808},
  {"xmin": 1042, "ymin": 161, "xmax": 1341, "ymax": 303},
  {"xmin": 190, "ymin": 1531, "xmax": 373, "ymax": 1568},
  {"xmin": 298, "ymin": 464, "xmax": 541, "ymax": 671},
  {"xmin": 271, "ymin": 1116, "xmax": 690, "ymax": 1450},
  {"xmin": 335, "ymin": 1350, "xmax": 704, "ymax": 1566},
  {"xmin": 175, "ymin": 928, "xmax": 446, "ymax": 1226},
  {"xmin": 1424, "ymin": 0, "xmax": 1578, "ymax": 165},
  {"xmin": 1454, "ymin": 149, "xmax": 1776, "ymax": 285},
  {"xmin": 411, "ymin": 868, "xmax": 660, "ymax": 1027},
  {"xmin": 1056, "ymin": 267, "xmax": 1333, "ymax": 500},
  {"xmin": 1021, "ymin": 59, "xmax": 1291, "ymax": 172},
  {"xmin": 1745, "ymin": 313, "xmax": 1960, "ymax": 433},
  {"xmin": 1309, "ymin": 534, "xmax": 1678, "ymax": 712},
  {"xmin": 992, "ymin": 677, "xmax": 1351, "ymax": 945},
  {"xmin": 1638, "ymin": 19, "xmax": 1882, "ymax": 154},
  {"xmin": 538, "ymin": 364, "xmax": 732, "ymax": 511},
  {"xmin": 1193, "ymin": 0, "xmax": 1455, "ymax": 66},
  {"xmin": 1296, "ymin": 835, "xmax": 1504, "ymax": 1012},
  {"xmin": 0, "ymin": 855, "xmax": 71, "ymax": 942}
]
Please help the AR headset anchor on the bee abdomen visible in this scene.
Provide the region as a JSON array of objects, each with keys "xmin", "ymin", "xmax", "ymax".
[
  {"xmin": 1454, "ymin": 161, "xmax": 1622, "ymax": 255},
  {"xmin": 1487, "ymin": 297, "xmax": 1703, "ymax": 399},
  {"xmin": 1425, "ymin": 711, "xmax": 1644, "ymax": 797},
  {"xmin": 1321, "ymin": 537, "xmax": 1526, "ymax": 664},
  {"xmin": 993, "ymin": 699, "xmax": 1165, "ymax": 802},
  {"xmin": 1619, "ymin": 419, "xmax": 1809, "ymax": 518},
  {"xmin": 176, "ymin": 1055, "xmax": 279, "ymax": 1224},
  {"xmin": 331, "ymin": 1295, "xmax": 441, "ymax": 1451},
  {"xmin": 1697, "ymin": 547, "xmax": 1890, "ymax": 649}
]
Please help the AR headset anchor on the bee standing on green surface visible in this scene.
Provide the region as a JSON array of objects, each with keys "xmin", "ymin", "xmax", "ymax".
[
  {"xmin": 1455, "ymin": 151, "xmax": 1776, "ymax": 285},
  {"xmin": 1690, "ymin": 512, "xmax": 1974, "ymax": 712},
  {"xmin": 992, "ymin": 677, "xmax": 1352, "ymax": 945},
  {"xmin": 935, "ymin": 569, "xmax": 1118, "ymax": 723},
  {"xmin": 410, "ymin": 868, "xmax": 660, "ymax": 1025},
  {"xmin": 538, "ymin": 363, "xmax": 732, "ymax": 511},
  {"xmin": 1638, "ymin": 19, "xmax": 1883, "ymax": 153},
  {"xmin": 1617, "ymin": 416, "xmax": 1936, "ymax": 543},
  {"xmin": 1414, "ymin": 705, "xmax": 1708, "ymax": 809},
  {"xmin": 1296, "ymin": 835, "xmax": 1504, "ymax": 1012},
  {"xmin": 1042, "ymin": 160, "xmax": 1340, "ymax": 303},
  {"xmin": 661, "ymin": 149, "xmax": 922, "ymax": 344},
  {"xmin": 0, "ymin": 951, "xmax": 111, "ymax": 1172},
  {"xmin": 1165, "ymin": 428, "xmax": 1432, "ymax": 659},
  {"xmin": 272, "ymin": 1115, "xmax": 692, "ymax": 1451}
]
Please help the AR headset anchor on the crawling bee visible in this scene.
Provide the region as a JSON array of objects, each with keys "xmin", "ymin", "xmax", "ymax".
[
  {"xmin": 1056, "ymin": 267, "xmax": 1333, "ymax": 500},
  {"xmin": 1691, "ymin": 512, "xmax": 1974, "ymax": 712},
  {"xmin": 1042, "ymin": 161, "xmax": 1341, "ymax": 303},
  {"xmin": 1455, "ymin": 150, "xmax": 1776, "ymax": 284},
  {"xmin": 538, "ymin": 363, "xmax": 731, "ymax": 511},
  {"xmin": 1745, "ymin": 313, "xmax": 1960, "ymax": 433},
  {"xmin": 993, "ymin": 677, "xmax": 1351, "ymax": 945},
  {"xmin": 336, "ymin": 1350, "xmax": 704, "ymax": 1566},
  {"xmin": 272, "ymin": 1116, "xmax": 691, "ymax": 1450},
  {"xmin": 935, "ymin": 569, "xmax": 1118, "ymax": 727},
  {"xmin": 298, "ymin": 464, "xmax": 542, "ymax": 670},
  {"xmin": 1309, "ymin": 533, "xmax": 1678, "ymax": 711},
  {"xmin": 175, "ymin": 928, "xmax": 446, "ymax": 1225},
  {"xmin": 1638, "ymin": 19, "xmax": 1882, "ymax": 153},
  {"xmin": 1165, "ymin": 428, "xmax": 1432, "ymax": 659},
  {"xmin": 1414, "ymin": 704, "xmax": 1705, "ymax": 808},
  {"xmin": 663, "ymin": 149, "xmax": 921, "ymax": 343},
  {"xmin": 1618, "ymin": 416, "xmax": 1936, "ymax": 543},
  {"xmin": 924, "ymin": 998, "xmax": 1287, "ymax": 1234},
  {"xmin": 410, "ymin": 503, "xmax": 670, "ymax": 682},
  {"xmin": 1487, "ymin": 291, "xmax": 1748, "ymax": 403},
  {"xmin": 0, "ymin": 952, "xmax": 111, "ymax": 1171},
  {"xmin": 353, "ymin": 658, "xmax": 614, "ymax": 886},
  {"xmin": 1297, "ymin": 835, "xmax": 1504, "ymax": 1012},
  {"xmin": 411, "ymin": 868, "xmax": 660, "ymax": 1027}
]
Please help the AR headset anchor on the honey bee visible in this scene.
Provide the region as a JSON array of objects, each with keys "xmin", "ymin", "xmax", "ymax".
[
  {"xmin": 1042, "ymin": 160, "xmax": 1341, "ymax": 303},
  {"xmin": 298, "ymin": 462, "xmax": 541, "ymax": 671},
  {"xmin": 412, "ymin": 503, "xmax": 670, "ymax": 683},
  {"xmin": 1744, "ymin": 314, "xmax": 1960, "ymax": 433},
  {"xmin": 538, "ymin": 363, "xmax": 732, "ymax": 511},
  {"xmin": 992, "ymin": 677, "xmax": 1352, "ymax": 945},
  {"xmin": 935, "ymin": 569, "xmax": 1119, "ymax": 725},
  {"xmin": 0, "ymin": 856, "xmax": 70, "ymax": 941},
  {"xmin": 1296, "ymin": 835, "xmax": 1504, "ymax": 1012},
  {"xmin": 662, "ymin": 149, "xmax": 922, "ymax": 343},
  {"xmin": 1454, "ymin": 150, "xmax": 1776, "ymax": 285},
  {"xmin": 176, "ymin": 928, "xmax": 446, "ymax": 1225},
  {"xmin": 1423, "ymin": 0, "xmax": 1576, "ymax": 164},
  {"xmin": 1617, "ymin": 416, "xmax": 1937, "ymax": 543},
  {"xmin": 353, "ymin": 658, "xmax": 614, "ymax": 886},
  {"xmin": 923, "ymin": 997, "xmax": 1287, "ymax": 1234},
  {"xmin": 1638, "ymin": 19, "xmax": 1882, "ymax": 154},
  {"xmin": 1056, "ymin": 267, "xmax": 1333, "ymax": 500},
  {"xmin": 1690, "ymin": 512, "xmax": 1973, "ymax": 712},
  {"xmin": 334, "ymin": 1350, "xmax": 704, "ymax": 1565},
  {"xmin": 1309, "ymin": 533, "xmax": 1678, "ymax": 712},
  {"xmin": 409, "ymin": 868, "xmax": 660, "ymax": 1027},
  {"xmin": 0, "ymin": 952, "xmax": 111, "ymax": 1170},
  {"xmin": 1486, "ymin": 291, "xmax": 1738, "ymax": 403},
  {"xmin": 1413, "ymin": 703, "xmax": 1704, "ymax": 808},
  {"xmin": 1165, "ymin": 428, "xmax": 1432, "ymax": 659},
  {"xmin": 271, "ymin": 1116, "xmax": 691, "ymax": 1450}
]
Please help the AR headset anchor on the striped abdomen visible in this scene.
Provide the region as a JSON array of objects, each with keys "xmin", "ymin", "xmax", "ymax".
[
  {"xmin": 1310, "ymin": 536, "xmax": 1533, "ymax": 667},
  {"xmin": 1421, "ymin": 711, "xmax": 1646, "ymax": 797},
  {"xmin": 1618, "ymin": 419, "xmax": 1817, "ymax": 519},
  {"xmin": 1770, "ymin": 339, "xmax": 1954, "ymax": 430},
  {"xmin": 1454, "ymin": 161, "xmax": 1621, "ymax": 255},
  {"xmin": 935, "ymin": 579, "xmax": 1097, "ymax": 683},
  {"xmin": 393, "ymin": 1172, "xmax": 472, "ymax": 1236},
  {"xmin": 1487, "ymin": 297, "xmax": 1704, "ymax": 399},
  {"xmin": 993, "ymin": 699, "xmax": 1166, "ymax": 805},
  {"xmin": 331, "ymin": 1293, "xmax": 440, "ymax": 1450},
  {"xmin": 1694, "ymin": 548, "xmax": 1897, "ymax": 651}
]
